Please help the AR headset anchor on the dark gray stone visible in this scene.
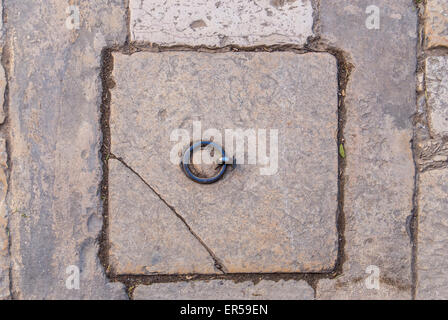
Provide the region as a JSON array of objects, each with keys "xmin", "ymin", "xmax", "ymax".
[
  {"xmin": 6, "ymin": 0, "xmax": 128, "ymax": 299},
  {"xmin": 315, "ymin": 0, "xmax": 416, "ymax": 299}
]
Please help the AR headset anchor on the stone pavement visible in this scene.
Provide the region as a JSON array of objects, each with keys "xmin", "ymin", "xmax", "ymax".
[{"xmin": 0, "ymin": 0, "xmax": 446, "ymax": 300}]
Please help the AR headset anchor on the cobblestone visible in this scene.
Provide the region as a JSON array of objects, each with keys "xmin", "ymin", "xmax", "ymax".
[
  {"xmin": 425, "ymin": 0, "xmax": 448, "ymax": 49},
  {"xmin": 416, "ymin": 169, "xmax": 448, "ymax": 299},
  {"xmin": 426, "ymin": 56, "xmax": 448, "ymax": 137}
]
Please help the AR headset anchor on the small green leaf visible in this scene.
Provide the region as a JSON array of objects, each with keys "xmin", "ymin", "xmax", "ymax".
[{"xmin": 339, "ymin": 144, "xmax": 346, "ymax": 158}]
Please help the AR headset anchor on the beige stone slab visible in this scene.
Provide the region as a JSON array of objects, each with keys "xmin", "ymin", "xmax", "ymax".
[
  {"xmin": 130, "ymin": 0, "xmax": 314, "ymax": 46},
  {"xmin": 317, "ymin": 279, "xmax": 411, "ymax": 300},
  {"xmin": 425, "ymin": 0, "xmax": 448, "ymax": 49},
  {"xmin": 0, "ymin": 137, "xmax": 8, "ymax": 300},
  {"xmin": 110, "ymin": 51, "xmax": 339, "ymax": 274},
  {"xmin": 6, "ymin": 0, "xmax": 128, "ymax": 299},
  {"xmin": 134, "ymin": 279, "xmax": 314, "ymax": 300},
  {"xmin": 416, "ymin": 169, "xmax": 448, "ymax": 300},
  {"xmin": 0, "ymin": 0, "xmax": 8, "ymax": 300},
  {"xmin": 426, "ymin": 56, "xmax": 448, "ymax": 137}
]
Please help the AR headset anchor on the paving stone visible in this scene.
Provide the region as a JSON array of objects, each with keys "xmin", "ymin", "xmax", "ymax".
[
  {"xmin": 129, "ymin": 0, "xmax": 314, "ymax": 46},
  {"xmin": 108, "ymin": 159, "xmax": 217, "ymax": 274},
  {"xmin": 315, "ymin": 0, "xmax": 416, "ymax": 299},
  {"xmin": 110, "ymin": 51, "xmax": 339, "ymax": 274},
  {"xmin": 416, "ymin": 169, "xmax": 448, "ymax": 299},
  {"xmin": 134, "ymin": 280, "xmax": 314, "ymax": 300},
  {"xmin": 425, "ymin": 0, "xmax": 448, "ymax": 49},
  {"xmin": 0, "ymin": 62, "xmax": 6, "ymax": 124},
  {"xmin": 317, "ymin": 279, "xmax": 411, "ymax": 300},
  {"xmin": 0, "ymin": 137, "xmax": 9, "ymax": 300},
  {"xmin": 0, "ymin": 0, "xmax": 5, "ymax": 124},
  {"xmin": 0, "ymin": 0, "xmax": 8, "ymax": 300},
  {"xmin": 6, "ymin": 0, "xmax": 128, "ymax": 299},
  {"xmin": 426, "ymin": 56, "xmax": 448, "ymax": 137}
]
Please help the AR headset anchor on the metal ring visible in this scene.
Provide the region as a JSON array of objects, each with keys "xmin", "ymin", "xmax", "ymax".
[{"xmin": 181, "ymin": 141, "xmax": 227, "ymax": 184}]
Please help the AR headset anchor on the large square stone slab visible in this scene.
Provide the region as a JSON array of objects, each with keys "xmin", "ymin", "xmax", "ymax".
[{"xmin": 108, "ymin": 51, "xmax": 339, "ymax": 274}]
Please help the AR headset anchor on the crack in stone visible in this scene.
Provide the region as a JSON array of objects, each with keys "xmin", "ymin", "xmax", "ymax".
[
  {"xmin": 411, "ymin": 1, "xmax": 426, "ymax": 300},
  {"xmin": 410, "ymin": 136, "xmax": 420, "ymax": 300},
  {"xmin": 110, "ymin": 154, "xmax": 228, "ymax": 274}
]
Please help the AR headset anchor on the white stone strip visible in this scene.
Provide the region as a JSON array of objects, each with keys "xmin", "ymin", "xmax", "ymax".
[{"xmin": 130, "ymin": 0, "xmax": 314, "ymax": 46}]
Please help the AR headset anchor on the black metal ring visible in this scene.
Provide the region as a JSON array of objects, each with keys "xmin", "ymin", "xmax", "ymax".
[{"xmin": 181, "ymin": 141, "xmax": 228, "ymax": 184}]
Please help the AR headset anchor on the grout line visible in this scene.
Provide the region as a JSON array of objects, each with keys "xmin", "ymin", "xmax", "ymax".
[
  {"xmin": 412, "ymin": 2, "xmax": 425, "ymax": 300},
  {"xmin": 410, "ymin": 145, "xmax": 420, "ymax": 300},
  {"xmin": 98, "ymin": 47, "xmax": 113, "ymax": 281},
  {"xmin": 411, "ymin": 0, "xmax": 427, "ymax": 300}
]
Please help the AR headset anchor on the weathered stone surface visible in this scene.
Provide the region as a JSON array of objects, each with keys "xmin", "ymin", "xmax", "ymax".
[
  {"xmin": 110, "ymin": 51, "xmax": 339, "ymax": 274},
  {"xmin": 6, "ymin": 0, "xmax": 128, "ymax": 299},
  {"xmin": 0, "ymin": 0, "xmax": 4, "ymax": 124},
  {"xmin": 0, "ymin": 137, "xmax": 9, "ymax": 300},
  {"xmin": 108, "ymin": 159, "xmax": 217, "ymax": 274},
  {"xmin": 130, "ymin": 0, "xmax": 314, "ymax": 46},
  {"xmin": 134, "ymin": 279, "xmax": 314, "ymax": 300},
  {"xmin": 0, "ymin": 62, "xmax": 6, "ymax": 124},
  {"xmin": 425, "ymin": 0, "xmax": 448, "ymax": 49},
  {"xmin": 315, "ymin": 0, "xmax": 416, "ymax": 299},
  {"xmin": 0, "ymin": 0, "xmax": 8, "ymax": 300},
  {"xmin": 416, "ymin": 169, "xmax": 448, "ymax": 299},
  {"xmin": 317, "ymin": 279, "xmax": 411, "ymax": 300},
  {"xmin": 416, "ymin": 138, "xmax": 448, "ymax": 172},
  {"xmin": 426, "ymin": 56, "xmax": 448, "ymax": 137}
]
